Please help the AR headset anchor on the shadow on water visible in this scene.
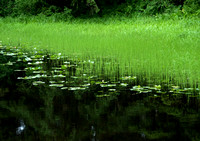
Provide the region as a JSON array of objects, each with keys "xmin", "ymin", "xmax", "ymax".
[{"xmin": 0, "ymin": 44, "xmax": 200, "ymax": 141}]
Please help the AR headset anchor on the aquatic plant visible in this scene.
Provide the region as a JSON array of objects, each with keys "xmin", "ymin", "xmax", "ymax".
[{"xmin": 0, "ymin": 17, "xmax": 199, "ymax": 88}]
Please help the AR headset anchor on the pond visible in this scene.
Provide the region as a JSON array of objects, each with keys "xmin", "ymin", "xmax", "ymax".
[{"xmin": 0, "ymin": 44, "xmax": 200, "ymax": 141}]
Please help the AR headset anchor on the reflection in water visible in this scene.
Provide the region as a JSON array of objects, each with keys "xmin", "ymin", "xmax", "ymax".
[
  {"xmin": 0, "ymin": 45, "xmax": 200, "ymax": 141},
  {"xmin": 16, "ymin": 119, "xmax": 26, "ymax": 135},
  {"xmin": 140, "ymin": 132, "xmax": 146, "ymax": 139},
  {"xmin": 91, "ymin": 125, "xmax": 96, "ymax": 141}
]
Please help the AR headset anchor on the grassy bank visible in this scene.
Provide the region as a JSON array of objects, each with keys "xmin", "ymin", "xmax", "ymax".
[{"xmin": 0, "ymin": 16, "xmax": 199, "ymax": 87}]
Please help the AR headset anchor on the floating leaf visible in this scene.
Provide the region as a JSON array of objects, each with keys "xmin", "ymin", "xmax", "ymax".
[
  {"xmin": 26, "ymin": 67, "xmax": 42, "ymax": 71},
  {"xmin": 61, "ymin": 65, "xmax": 68, "ymax": 69},
  {"xmin": 100, "ymin": 84, "xmax": 108, "ymax": 87},
  {"xmin": 53, "ymin": 74, "xmax": 65, "ymax": 78},
  {"xmin": 109, "ymin": 89, "xmax": 116, "ymax": 91},
  {"xmin": 61, "ymin": 87, "xmax": 68, "ymax": 90},
  {"xmin": 95, "ymin": 81, "xmax": 103, "ymax": 84},
  {"xmin": 17, "ymin": 58, "xmax": 22, "ymax": 62},
  {"xmin": 54, "ymin": 70, "xmax": 63, "ymax": 73},
  {"xmin": 33, "ymin": 61, "xmax": 43, "ymax": 65},
  {"xmin": 6, "ymin": 61, "xmax": 14, "ymax": 65},
  {"xmin": 49, "ymin": 81, "xmax": 56, "ymax": 84},
  {"xmin": 82, "ymin": 83, "xmax": 90, "ymax": 87},
  {"xmin": 6, "ymin": 52, "xmax": 17, "ymax": 56},
  {"xmin": 96, "ymin": 94, "xmax": 110, "ymax": 98},
  {"xmin": 64, "ymin": 61, "xmax": 70, "ymax": 64},
  {"xmin": 140, "ymin": 90, "xmax": 149, "ymax": 94},
  {"xmin": 49, "ymin": 84, "xmax": 64, "ymax": 87},
  {"xmin": 33, "ymin": 71, "xmax": 46, "ymax": 74},
  {"xmin": 155, "ymin": 85, "xmax": 161, "ymax": 90},
  {"xmin": 69, "ymin": 87, "xmax": 81, "ymax": 90},
  {"xmin": 120, "ymin": 83, "xmax": 128, "ymax": 87},
  {"xmin": 107, "ymin": 84, "xmax": 116, "ymax": 87},
  {"xmin": 33, "ymin": 81, "xmax": 45, "ymax": 86},
  {"xmin": 14, "ymin": 70, "xmax": 25, "ymax": 72},
  {"xmin": 58, "ymin": 81, "xmax": 65, "ymax": 83},
  {"xmin": 52, "ymin": 67, "xmax": 62, "ymax": 70},
  {"xmin": 71, "ymin": 76, "xmax": 78, "ymax": 79},
  {"xmin": 122, "ymin": 76, "xmax": 137, "ymax": 80},
  {"xmin": 172, "ymin": 86, "xmax": 180, "ymax": 90},
  {"xmin": 17, "ymin": 77, "xmax": 25, "ymax": 80},
  {"xmin": 24, "ymin": 57, "xmax": 32, "ymax": 62},
  {"xmin": 130, "ymin": 85, "xmax": 143, "ymax": 91}
]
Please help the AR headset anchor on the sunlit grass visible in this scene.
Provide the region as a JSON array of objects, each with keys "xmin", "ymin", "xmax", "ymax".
[{"xmin": 0, "ymin": 16, "xmax": 199, "ymax": 87}]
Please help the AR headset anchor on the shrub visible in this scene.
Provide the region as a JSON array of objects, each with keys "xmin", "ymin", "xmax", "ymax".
[
  {"xmin": 0, "ymin": 0, "xmax": 14, "ymax": 17},
  {"xmin": 144, "ymin": 0, "xmax": 175, "ymax": 15},
  {"xmin": 183, "ymin": 0, "xmax": 200, "ymax": 16},
  {"xmin": 12, "ymin": 0, "xmax": 46, "ymax": 16},
  {"xmin": 42, "ymin": 5, "xmax": 61, "ymax": 16}
]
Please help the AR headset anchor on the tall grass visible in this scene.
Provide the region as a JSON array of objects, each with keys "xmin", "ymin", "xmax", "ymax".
[{"xmin": 0, "ymin": 16, "xmax": 199, "ymax": 87}]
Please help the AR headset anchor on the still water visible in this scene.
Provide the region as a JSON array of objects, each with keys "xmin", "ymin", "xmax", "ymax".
[{"xmin": 0, "ymin": 45, "xmax": 200, "ymax": 141}]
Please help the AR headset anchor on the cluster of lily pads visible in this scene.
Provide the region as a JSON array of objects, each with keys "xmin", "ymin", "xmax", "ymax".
[{"xmin": 0, "ymin": 43, "xmax": 199, "ymax": 97}]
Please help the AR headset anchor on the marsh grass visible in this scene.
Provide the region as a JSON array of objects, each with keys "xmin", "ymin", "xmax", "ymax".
[{"xmin": 0, "ymin": 17, "xmax": 199, "ymax": 88}]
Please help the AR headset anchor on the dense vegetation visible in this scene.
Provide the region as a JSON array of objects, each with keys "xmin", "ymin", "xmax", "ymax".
[
  {"xmin": 0, "ymin": 1, "xmax": 199, "ymax": 87},
  {"xmin": 0, "ymin": 0, "xmax": 199, "ymax": 18},
  {"xmin": 0, "ymin": 1, "xmax": 200, "ymax": 140},
  {"xmin": 0, "ymin": 1, "xmax": 200, "ymax": 141},
  {"xmin": 0, "ymin": 17, "xmax": 199, "ymax": 88}
]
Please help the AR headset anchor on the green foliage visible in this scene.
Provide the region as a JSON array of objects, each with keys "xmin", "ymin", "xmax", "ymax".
[
  {"xmin": 99, "ymin": 0, "xmax": 181, "ymax": 17},
  {"xmin": 42, "ymin": 5, "xmax": 61, "ymax": 16},
  {"xmin": 0, "ymin": 0, "xmax": 199, "ymax": 18},
  {"xmin": 40, "ymin": 6, "xmax": 72, "ymax": 21},
  {"xmin": 144, "ymin": 0, "xmax": 175, "ymax": 15},
  {"xmin": 47, "ymin": 8, "xmax": 73, "ymax": 22},
  {"xmin": 0, "ymin": 0, "xmax": 14, "ymax": 17},
  {"xmin": 183, "ymin": 0, "xmax": 200, "ymax": 16},
  {"xmin": 0, "ymin": 17, "xmax": 199, "ymax": 87},
  {"xmin": 61, "ymin": 7, "xmax": 73, "ymax": 20},
  {"xmin": 12, "ymin": 0, "xmax": 46, "ymax": 16}
]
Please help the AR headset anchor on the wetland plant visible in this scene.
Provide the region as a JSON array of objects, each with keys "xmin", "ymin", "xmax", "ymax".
[{"xmin": 0, "ymin": 17, "xmax": 199, "ymax": 89}]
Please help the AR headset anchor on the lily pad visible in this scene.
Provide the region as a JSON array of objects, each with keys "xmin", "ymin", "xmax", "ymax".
[
  {"xmin": 69, "ymin": 87, "xmax": 83, "ymax": 90},
  {"xmin": 120, "ymin": 83, "xmax": 128, "ymax": 87},
  {"xmin": 33, "ymin": 81, "xmax": 45, "ymax": 86},
  {"xmin": 53, "ymin": 74, "xmax": 65, "ymax": 78},
  {"xmin": 61, "ymin": 87, "xmax": 68, "ymax": 90},
  {"xmin": 49, "ymin": 84, "xmax": 64, "ymax": 87},
  {"xmin": 96, "ymin": 94, "xmax": 110, "ymax": 98}
]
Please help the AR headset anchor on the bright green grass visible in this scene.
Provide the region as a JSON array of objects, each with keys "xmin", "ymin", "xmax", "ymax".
[{"xmin": 0, "ymin": 17, "xmax": 199, "ymax": 87}]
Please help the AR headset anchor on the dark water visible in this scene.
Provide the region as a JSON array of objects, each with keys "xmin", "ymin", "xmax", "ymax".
[{"xmin": 0, "ymin": 45, "xmax": 200, "ymax": 141}]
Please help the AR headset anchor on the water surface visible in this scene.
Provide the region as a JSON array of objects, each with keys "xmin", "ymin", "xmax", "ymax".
[{"xmin": 0, "ymin": 45, "xmax": 200, "ymax": 141}]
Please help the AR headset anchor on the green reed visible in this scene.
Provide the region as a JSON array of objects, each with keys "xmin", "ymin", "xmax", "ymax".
[{"xmin": 0, "ymin": 16, "xmax": 199, "ymax": 87}]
